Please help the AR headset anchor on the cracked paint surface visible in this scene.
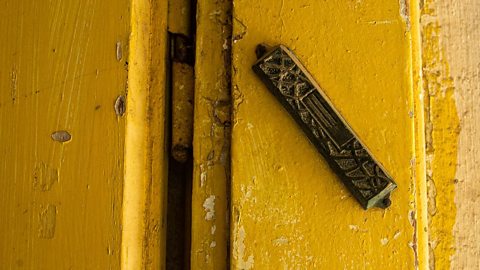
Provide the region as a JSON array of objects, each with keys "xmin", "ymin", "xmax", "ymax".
[
  {"xmin": 190, "ymin": 0, "xmax": 232, "ymax": 269},
  {"xmin": 422, "ymin": 0, "xmax": 480, "ymax": 269}
]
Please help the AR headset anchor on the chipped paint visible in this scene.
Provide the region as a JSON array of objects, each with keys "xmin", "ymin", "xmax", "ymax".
[
  {"xmin": 51, "ymin": 130, "xmax": 72, "ymax": 143},
  {"xmin": 203, "ymin": 195, "xmax": 216, "ymax": 221},
  {"xmin": 349, "ymin": 225, "xmax": 360, "ymax": 231},
  {"xmin": 114, "ymin": 95, "xmax": 126, "ymax": 117},
  {"xmin": 38, "ymin": 204, "xmax": 56, "ymax": 239},
  {"xmin": 381, "ymin": 238, "xmax": 389, "ymax": 246},
  {"xmin": 116, "ymin": 41, "xmax": 123, "ymax": 61},
  {"xmin": 199, "ymin": 164, "xmax": 207, "ymax": 187},
  {"xmin": 33, "ymin": 162, "xmax": 58, "ymax": 192},
  {"xmin": 399, "ymin": 0, "xmax": 410, "ymax": 28},
  {"xmin": 421, "ymin": 1, "xmax": 460, "ymax": 268},
  {"xmin": 348, "ymin": 224, "xmax": 368, "ymax": 233},
  {"xmin": 234, "ymin": 226, "xmax": 254, "ymax": 270},
  {"xmin": 272, "ymin": 236, "xmax": 289, "ymax": 246},
  {"xmin": 191, "ymin": 0, "xmax": 232, "ymax": 268},
  {"xmin": 10, "ymin": 67, "xmax": 17, "ymax": 103},
  {"xmin": 408, "ymin": 209, "xmax": 419, "ymax": 268},
  {"xmin": 231, "ymin": 0, "xmax": 423, "ymax": 268}
]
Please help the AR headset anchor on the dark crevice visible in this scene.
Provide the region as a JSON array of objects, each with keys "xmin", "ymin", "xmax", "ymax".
[
  {"xmin": 166, "ymin": 0, "xmax": 197, "ymax": 269},
  {"xmin": 166, "ymin": 156, "xmax": 192, "ymax": 270}
]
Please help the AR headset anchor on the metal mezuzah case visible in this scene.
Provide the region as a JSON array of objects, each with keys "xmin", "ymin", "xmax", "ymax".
[{"xmin": 252, "ymin": 44, "xmax": 397, "ymax": 210}]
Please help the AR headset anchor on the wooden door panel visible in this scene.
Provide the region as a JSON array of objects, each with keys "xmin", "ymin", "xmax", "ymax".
[
  {"xmin": 0, "ymin": 1, "xmax": 130, "ymax": 268},
  {"xmin": 230, "ymin": 0, "xmax": 425, "ymax": 269}
]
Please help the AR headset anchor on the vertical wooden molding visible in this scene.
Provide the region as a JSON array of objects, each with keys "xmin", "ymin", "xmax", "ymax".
[
  {"xmin": 410, "ymin": 0, "xmax": 430, "ymax": 269},
  {"xmin": 190, "ymin": 0, "xmax": 232, "ymax": 269},
  {"xmin": 122, "ymin": 0, "xmax": 168, "ymax": 269}
]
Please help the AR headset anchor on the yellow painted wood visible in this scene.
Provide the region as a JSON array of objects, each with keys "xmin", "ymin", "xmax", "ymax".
[
  {"xmin": 421, "ymin": 2, "xmax": 459, "ymax": 269},
  {"xmin": 122, "ymin": 0, "xmax": 169, "ymax": 269},
  {"xmin": 0, "ymin": 0, "xmax": 129, "ymax": 268},
  {"xmin": 410, "ymin": 1, "xmax": 430, "ymax": 269},
  {"xmin": 191, "ymin": 0, "xmax": 232, "ymax": 268},
  {"xmin": 231, "ymin": 0, "xmax": 427, "ymax": 269}
]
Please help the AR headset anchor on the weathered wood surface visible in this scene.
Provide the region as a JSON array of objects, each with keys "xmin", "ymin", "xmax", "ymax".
[{"xmin": 422, "ymin": 0, "xmax": 480, "ymax": 269}]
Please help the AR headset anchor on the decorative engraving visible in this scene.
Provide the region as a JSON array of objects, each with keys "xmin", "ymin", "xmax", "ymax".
[{"xmin": 252, "ymin": 45, "xmax": 397, "ymax": 209}]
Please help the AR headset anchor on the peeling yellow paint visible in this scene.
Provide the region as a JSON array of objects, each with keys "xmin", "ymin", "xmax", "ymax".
[
  {"xmin": 190, "ymin": 0, "xmax": 231, "ymax": 269},
  {"xmin": 421, "ymin": 2, "xmax": 460, "ymax": 269},
  {"xmin": 38, "ymin": 204, "xmax": 57, "ymax": 239},
  {"xmin": 203, "ymin": 195, "xmax": 216, "ymax": 221},
  {"xmin": 233, "ymin": 226, "xmax": 254, "ymax": 270}
]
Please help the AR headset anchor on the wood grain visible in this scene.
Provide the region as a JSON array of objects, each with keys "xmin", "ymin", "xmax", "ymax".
[
  {"xmin": 431, "ymin": 1, "xmax": 480, "ymax": 269},
  {"xmin": 421, "ymin": 0, "xmax": 480, "ymax": 268},
  {"xmin": 0, "ymin": 0, "xmax": 129, "ymax": 268}
]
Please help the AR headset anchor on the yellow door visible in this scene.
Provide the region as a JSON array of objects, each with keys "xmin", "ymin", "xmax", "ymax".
[
  {"xmin": 190, "ymin": 0, "xmax": 429, "ymax": 269},
  {"xmin": 227, "ymin": 0, "xmax": 427, "ymax": 269},
  {"xmin": 3, "ymin": 0, "xmax": 477, "ymax": 269}
]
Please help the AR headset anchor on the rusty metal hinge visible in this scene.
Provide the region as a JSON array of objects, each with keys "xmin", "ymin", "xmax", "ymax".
[{"xmin": 170, "ymin": 33, "xmax": 195, "ymax": 163}]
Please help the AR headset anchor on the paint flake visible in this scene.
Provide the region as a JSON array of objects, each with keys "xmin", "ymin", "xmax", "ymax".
[
  {"xmin": 38, "ymin": 204, "xmax": 57, "ymax": 239},
  {"xmin": 381, "ymin": 238, "xmax": 389, "ymax": 246},
  {"xmin": 116, "ymin": 41, "xmax": 122, "ymax": 61},
  {"xmin": 234, "ymin": 226, "xmax": 254, "ymax": 270},
  {"xmin": 203, "ymin": 195, "xmax": 216, "ymax": 221},
  {"xmin": 272, "ymin": 236, "xmax": 289, "ymax": 246},
  {"xmin": 200, "ymin": 164, "xmax": 207, "ymax": 187}
]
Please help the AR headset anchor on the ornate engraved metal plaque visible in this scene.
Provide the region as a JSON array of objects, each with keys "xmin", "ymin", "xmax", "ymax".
[{"xmin": 252, "ymin": 44, "xmax": 397, "ymax": 210}]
